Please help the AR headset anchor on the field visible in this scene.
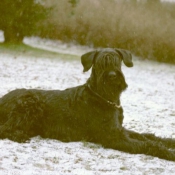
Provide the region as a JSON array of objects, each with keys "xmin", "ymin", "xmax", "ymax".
[{"xmin": 0, "ymin": 37, "xmax": 175, "ymax": 174}]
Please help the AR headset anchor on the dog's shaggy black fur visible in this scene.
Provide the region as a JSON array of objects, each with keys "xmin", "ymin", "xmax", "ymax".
[{"xmin": 0, "ymin": 48, "xmax": 175, "ymax": 161}]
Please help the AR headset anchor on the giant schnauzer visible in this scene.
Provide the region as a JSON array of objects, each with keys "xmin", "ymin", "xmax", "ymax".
[{"xmin": 0, "ymin": 48, "xmax": 175, "ymax": 161}]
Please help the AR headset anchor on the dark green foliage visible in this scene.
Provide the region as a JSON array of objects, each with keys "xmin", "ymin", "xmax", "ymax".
[{"xmin": 0, "ymin": 0, "xmax": 51, "ymax": 43}]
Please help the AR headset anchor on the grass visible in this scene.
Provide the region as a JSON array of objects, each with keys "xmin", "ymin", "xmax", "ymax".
[{"xmin": 0, "ymin": 42, "xmax": 79, "ymax": 61}]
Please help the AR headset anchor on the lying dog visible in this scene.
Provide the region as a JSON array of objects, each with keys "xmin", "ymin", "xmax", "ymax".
[{"xmin": 0, "ymin": 48, "xmax": 175, "ymax": 161}]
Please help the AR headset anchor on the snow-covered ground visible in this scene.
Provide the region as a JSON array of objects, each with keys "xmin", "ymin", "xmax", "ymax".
[{"xmin": 0, "ymin": 36, "xmax": 175, "ymax": 174}]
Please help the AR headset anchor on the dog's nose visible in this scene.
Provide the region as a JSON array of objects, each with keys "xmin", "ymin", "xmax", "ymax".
[{"xmin": 108, "ymin": 71, "xmax": 117, "ymax": 79}]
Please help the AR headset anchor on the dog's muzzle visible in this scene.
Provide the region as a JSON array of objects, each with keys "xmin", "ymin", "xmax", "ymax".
[{"xmin": 108, "ymin": 71, "xmax": 117, "ymax": 80}]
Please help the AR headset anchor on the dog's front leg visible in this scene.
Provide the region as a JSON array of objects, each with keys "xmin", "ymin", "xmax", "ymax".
[
  {"xmin": 124, "ymin": 129, "xmax": 175, "ymax": 149},
  {"xmin": 110, "ymin": 129, "xmax": 175, "ymax": 162}
]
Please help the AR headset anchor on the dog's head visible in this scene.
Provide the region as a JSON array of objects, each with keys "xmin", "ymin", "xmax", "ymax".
[{"xmin": 81, "ymin": 48, "xmax": 133, "ymax": 101}]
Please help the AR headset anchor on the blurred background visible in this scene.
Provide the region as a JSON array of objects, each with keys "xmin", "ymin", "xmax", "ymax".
[{"xmin": 0, "ymin": 0, "xmax": 175, "ymax": 63}]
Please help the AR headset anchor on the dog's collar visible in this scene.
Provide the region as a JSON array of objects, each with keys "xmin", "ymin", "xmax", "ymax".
[{"xmin": 86, "ymin": 84, "xmax": 121, "ymax": 109}]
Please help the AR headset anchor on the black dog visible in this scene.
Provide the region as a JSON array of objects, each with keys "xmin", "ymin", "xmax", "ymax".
[{"xmin": 0, "ymin": 48, "xmax": 175, "ymax": 161}]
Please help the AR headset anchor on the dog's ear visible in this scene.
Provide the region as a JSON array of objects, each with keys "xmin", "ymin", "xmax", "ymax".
[
  {"xmin": 81, "ymin": 51, "xmax": 97, "ymax": 72},
  {"xmin": 115, "ymin": 49, "xmax": 133, "ymax": 67}
]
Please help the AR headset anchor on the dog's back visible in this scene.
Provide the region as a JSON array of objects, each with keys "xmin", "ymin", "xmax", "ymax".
[{"xmin": 0, "ymin": 84, "xmax": 122, "ymax": 143}]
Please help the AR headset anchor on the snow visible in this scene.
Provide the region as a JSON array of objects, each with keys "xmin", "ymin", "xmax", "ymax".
[{"xmin": 0, "ymin": 35, "xmax": 175, "ymax": 174}]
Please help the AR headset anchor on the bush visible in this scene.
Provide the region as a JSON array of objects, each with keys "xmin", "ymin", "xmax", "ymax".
[
  {"xmin": 0, "ymin": 0, "xmax": 51, "ymax": 44},
  {"xmin": 41, "ymin": 0, "xmax": 175, "ymax": 64}
]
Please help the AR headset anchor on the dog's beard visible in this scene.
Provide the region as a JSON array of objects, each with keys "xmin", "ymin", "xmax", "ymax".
[
  {"xmin": 87, "ymin": 67, "xmax": 127, "ymax": 102},
  {"xmin": 96, "ymin": 75, "xmax": 127, "ymax": 102}
]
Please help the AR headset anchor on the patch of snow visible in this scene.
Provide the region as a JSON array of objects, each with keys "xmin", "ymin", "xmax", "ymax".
[
  {"xmin": 0, "ymin": 35, "xmax": 175, "ymax": 174},
  {"xmin": 24, "ymin": 37, "xmax": 93, "ymax": 56}
]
